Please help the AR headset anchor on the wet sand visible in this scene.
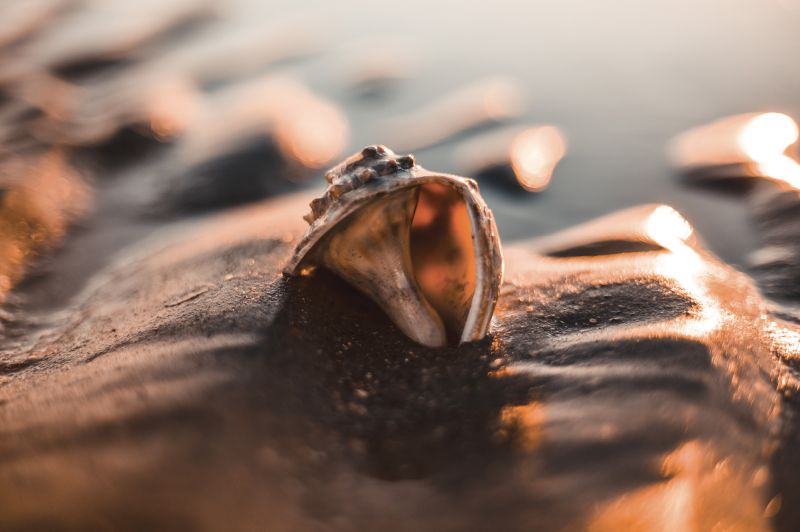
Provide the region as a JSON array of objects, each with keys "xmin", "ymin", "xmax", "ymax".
[{"xmin": 1, "ymin": 188, "xmax": 798, "ymax": 530}]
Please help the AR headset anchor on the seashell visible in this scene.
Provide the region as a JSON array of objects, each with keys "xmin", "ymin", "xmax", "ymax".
[{"xmin": 285, "ymin": 145, "xmax": 504, "ymax": 347}]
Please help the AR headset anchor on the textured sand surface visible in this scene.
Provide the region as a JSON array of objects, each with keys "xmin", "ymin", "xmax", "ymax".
[{"xmin": 1, "ymin": 192, "xmax": 797, "ymax": 531}]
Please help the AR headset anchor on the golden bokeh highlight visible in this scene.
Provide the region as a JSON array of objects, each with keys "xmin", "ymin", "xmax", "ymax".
[
  {"xmin": 645, "ymin": 205, "xmax": 694, "ymax": 251},
  {"xmin": 671, "ymin": 111, "xmax": 800, "ymax": 189},
  {"xmin": 510, "ymin": 126, "xmax": 567, "ymax": 192},
  {"xmin": 738, "ymin": 112, "xmax": 798, "ymax": 162},
  {"xmin": 738, "ymin": 112, "xmax": 800, "ymax": 188}
]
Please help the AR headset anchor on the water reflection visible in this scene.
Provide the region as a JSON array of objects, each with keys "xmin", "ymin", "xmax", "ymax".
[
  {"xmin": 670, "ymin": 112, "xmax": 800, "ymax": 190},
  {"xmin": 757, "ymin": 155, "xmax": 800, "ymax": 189},
  {"xmin": 455, "ymin": 124, "xmax": 566, "ymax": 193},
  {"xmin": 646, "ymin": 207, "xmax": 724, "ymax": 338},
  {"xmin": 645, "ymin": 205, "xmax": 694, "ymax": 250},
  {"xmin": 738, "ymin": 113, "xmax": 798, "ymax": 163},
  {"xmin": 530, "ymin": 204, "xmax": 695, "ymax": 257},
  {"xmin": 739, "ymin": 113, "xmax": 800, "ymax": 189}
]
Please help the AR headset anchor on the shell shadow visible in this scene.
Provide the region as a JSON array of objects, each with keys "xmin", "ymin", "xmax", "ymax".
[{"xmin": 261, "ymin": 269, "xmax": 514, "ymax": 483}]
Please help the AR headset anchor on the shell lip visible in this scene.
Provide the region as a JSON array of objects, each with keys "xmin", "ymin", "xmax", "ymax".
[{"xmin": 285, "ymin": 145, "xmax": 504, "ymax": 346}]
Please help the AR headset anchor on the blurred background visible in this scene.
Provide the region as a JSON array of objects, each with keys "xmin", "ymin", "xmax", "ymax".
[{"xmin": 2, "ymin": 0, "xmax": 800, "ymax": 303}]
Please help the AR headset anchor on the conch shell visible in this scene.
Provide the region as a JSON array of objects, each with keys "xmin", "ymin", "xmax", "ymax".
[{"xmin": 285, "ymin": 145, "xmax": 503, "ymax": 347}]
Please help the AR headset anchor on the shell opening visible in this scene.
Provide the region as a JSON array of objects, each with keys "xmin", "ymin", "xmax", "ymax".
[
  {"xmin": 411, "ymin": 183, "xmax": 477, "ymax": 344},
  {"xmin": 309, "ymin": 182, "xmax": 480, "ymax": 347},
  {"xmin": 288, "ymin": 146, "xmax": 500, "ymax": 348}
]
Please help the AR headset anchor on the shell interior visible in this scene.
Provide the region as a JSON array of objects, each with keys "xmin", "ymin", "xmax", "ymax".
[{"xmin": 411, "ymin": 183, "xmax": 477, "ymax": 344}]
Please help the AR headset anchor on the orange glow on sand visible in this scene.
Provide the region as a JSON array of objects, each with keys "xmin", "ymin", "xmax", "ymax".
[
  {"xmin": 0, "ymin": 152, "xmax": 90, "ymax": 302},
  {"xmin": 588, "ymin": 441, "xmax": 771, "ymax": 531},
  {"xmin": 510, "ymin": 126, "xmax": 567, "ymax": 192},
  {"xmin": 496, "ymin": 403, "xmax": 545, "ymax": 451}
]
